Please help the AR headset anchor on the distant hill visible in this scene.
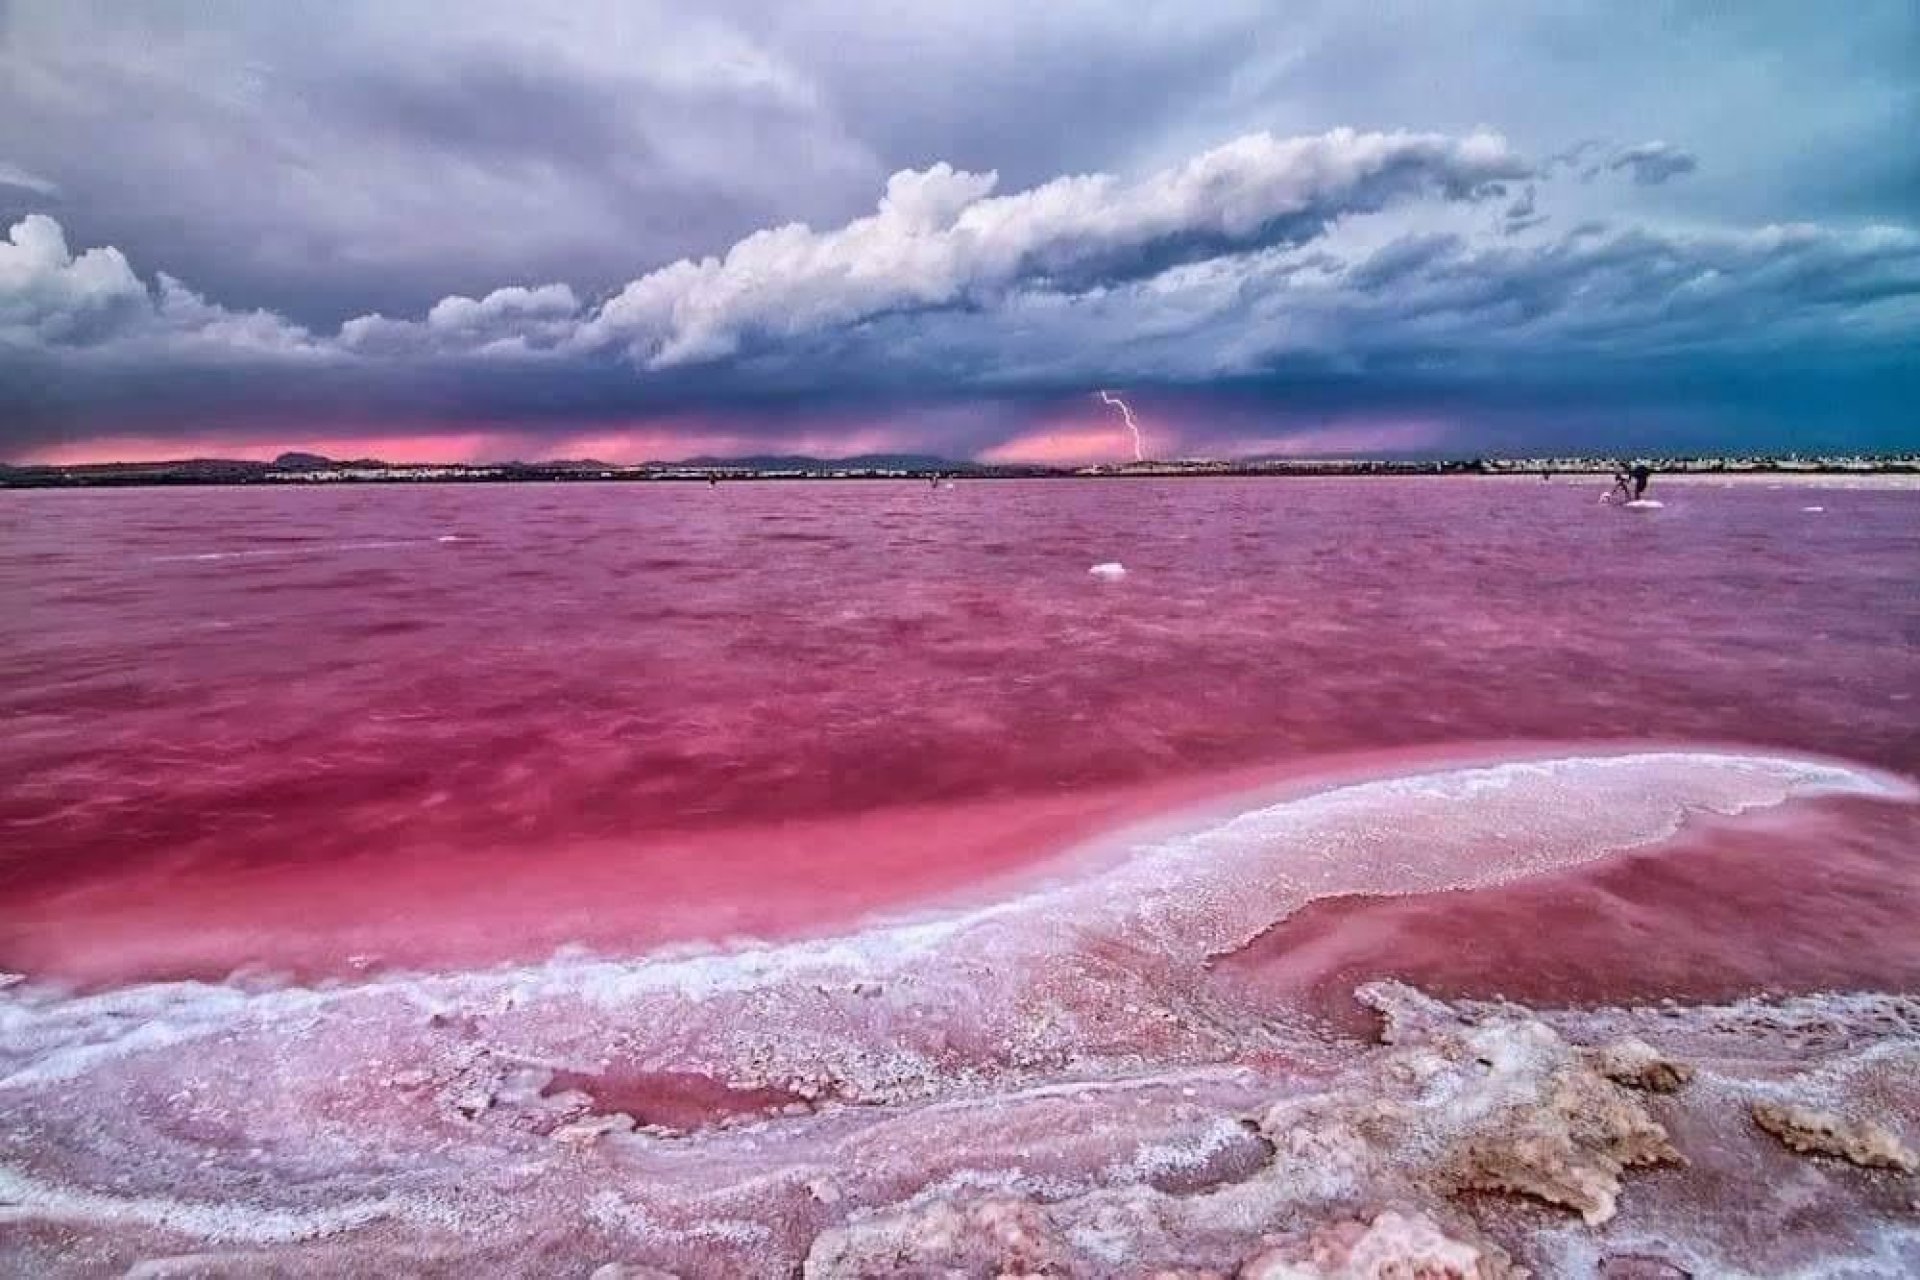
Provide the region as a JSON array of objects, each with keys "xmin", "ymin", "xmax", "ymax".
[
  {"xmin": 40, "ymin": 457, "xmax": 276, "ymax": 477},
  {"xmin": 273, "ymin": 451, "xmax": 392, "ymax": 469}
]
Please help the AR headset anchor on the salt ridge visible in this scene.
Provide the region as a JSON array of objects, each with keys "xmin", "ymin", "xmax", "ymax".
[{"xmin": 3, "ymin": 750, "xmax": 1905, "ymax": 1088}]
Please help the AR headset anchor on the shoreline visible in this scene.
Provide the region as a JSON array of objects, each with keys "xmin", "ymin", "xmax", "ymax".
[
  {"xmin": 4, "ymin": 742, "xmax": 1915, "ymax": 1277},
  {"xmin": 5, "ymin": 737, "xmax": 1905, "ymax": 994},
  {"xmin": 5, "ymin": 459, "xmax": 1918, "ymax": 490}
]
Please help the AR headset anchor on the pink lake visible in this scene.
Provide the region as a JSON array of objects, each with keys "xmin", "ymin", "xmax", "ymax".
[{"xmin": 1, "ymin": 476, "xmax": 1916, "ymax": 1276}]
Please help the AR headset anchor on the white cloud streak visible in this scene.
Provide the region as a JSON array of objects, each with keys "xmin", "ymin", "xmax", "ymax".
[{"xmin": 0, "ymin": 162, "xmax": 60, "ymax": 196}]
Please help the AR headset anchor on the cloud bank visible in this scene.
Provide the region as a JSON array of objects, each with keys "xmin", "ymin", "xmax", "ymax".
[{"xmin": 2, "ymin": 90, "xmax": 1916, "ymax": 462}]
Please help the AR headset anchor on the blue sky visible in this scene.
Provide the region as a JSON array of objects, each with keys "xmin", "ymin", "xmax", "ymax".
[{"xmin": 1, "ymin": 0, "xmax": 1916, "ymax": 463}]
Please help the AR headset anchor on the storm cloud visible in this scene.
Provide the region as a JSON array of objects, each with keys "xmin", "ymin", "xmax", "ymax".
[{"xmin": 1, "ymin": 0, "xmax": 1916, "ymax": 460}]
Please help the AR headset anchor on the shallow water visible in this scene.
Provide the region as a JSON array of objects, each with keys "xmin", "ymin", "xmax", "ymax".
[{"xmin": 1, "ymin": 477, "xmax": 1916, "ymax": 1275}]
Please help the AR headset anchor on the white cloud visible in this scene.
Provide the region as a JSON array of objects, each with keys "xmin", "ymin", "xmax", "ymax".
[
  {"xmin": 426, "ymin": 283, "xmax": 579, "ymax": 331},
  {"xmin": 341, "ymin": 283, "xmax": 582, "ymax": 356},
  {"xmin": 0, "ymin": 213, "xmax": 148, "ymax": 344},
  {"xmin": 571, "ymin": 128, "xmax": 1530, "ymax": 367},
  {"xmin": 153, "ymin": 273, "xmax": 319, "ymax": 357},
  {"xmin": 0, "ymin": 213, "xmax": 316, "ymax": 356}
]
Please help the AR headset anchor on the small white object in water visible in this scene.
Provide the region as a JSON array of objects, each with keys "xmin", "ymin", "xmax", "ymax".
[
  {"xmin": 437, "ymin": 535, "xmax": 464, "ymax": 543},
  {"xmin": 1089, "ymin": 562, "xmax": 1127, "ymax": 580},
  {"xmin": 1622, "ymin": 499, "xmax": 1664, "ymax": 510},
  {"xmin": 1802, "ymin": 505, "xmax": 1825, "ymax": 513}
]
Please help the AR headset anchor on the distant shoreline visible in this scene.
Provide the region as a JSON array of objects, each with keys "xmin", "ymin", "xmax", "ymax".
[{"xmin": 4, "ymin": 455, "xmax": 1917, "ymax": 490}]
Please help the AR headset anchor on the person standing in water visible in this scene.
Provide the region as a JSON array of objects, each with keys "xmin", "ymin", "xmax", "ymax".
[{"xmin": 1606, "ymin": 459, "xmax": 1654, "ymax": 503}]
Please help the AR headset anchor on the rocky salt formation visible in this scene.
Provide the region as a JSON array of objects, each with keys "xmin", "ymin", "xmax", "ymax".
[
  {"xmin": 803, "ymin": 1198, "xmax": 1074, "ymax": 1278},
  {"xmin": 1237, "ymin": 1210, "xmax": 1515, "ymax": 1279},
  {"xmin": 6, "ymin": 975, "xmax": 1918, "ymax": 1276},
  {"xmin": 801, "ymin": 984, "xmax": 1687, "ymax": 1276},
  {"xmin": 1586, "ymin": 1038, "xmax": 1693, "ymax": 1094},
  {"xmin": 1334, "ymin": 982, "xmax": 1683, "ymax": 1226},
  {"xmin": 1750, "ymin": 1101, "xmax": 1917, "ymax": 1171},
  {"xmin": 805, "ymin": 1201, "xmax": 1516, "ymax": 1280},
  {"xmin": 794, "ymin": 980, "xmax": 1920, "ymax": 1278}
]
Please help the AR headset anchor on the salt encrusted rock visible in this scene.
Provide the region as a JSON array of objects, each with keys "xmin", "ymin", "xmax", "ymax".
[
  {"xmin": 1355, "ymin": 981, "xmax": 1683, "ymax": 1225},
  {"xmin": 1238, "ymin": 1209, "xmax": 1513, "ymax": 1279},
  {"xmin": 1750, "ymin": 1101, "xmax": 1917, "ymax": 1171},
  {"xmin": 801, "ymin": 983, "xmax": 1686, "ymax": 1277},
  {"xmin": 803, "ymin": 1198, "xmax": 1071, "ymax": 1279},
  {"xmin": 1442, "ymin": 1052, "xmax": 1682, "ymax": 1226},
  {"xmin": 1587, "ymin": 1038, "xmax": 1693, "ymax": 1093}
]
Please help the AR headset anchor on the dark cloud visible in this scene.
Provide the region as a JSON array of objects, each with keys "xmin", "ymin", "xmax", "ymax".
[
  {"xmin": 0, "ymin": 0, "xmax": 881, "ymax": 324},
  {"xmin": 5, "ymin": 180, "xmax": 1917, "ymax": 459},
  {"xmin": 1499, "ymin": 184, "xmax": 1549, "ymax": 235},
  {"xmin": 309, "ymin": 61, "xmax": 645, "ymax": 171},
  {"xmin": 1609, "ymin": 142, "xmax": 1699, "ymax": 186},
  {"xmin": 2, "ymin": 1, "xmax": 1918, "ymax": 458},
  {"xmin": 727, "ymin": 2, "xmax": 1271, "ymax": 193},
  {"xmin": 7, "ymin": 1, "xmax": 1913, "ymax": 318}
]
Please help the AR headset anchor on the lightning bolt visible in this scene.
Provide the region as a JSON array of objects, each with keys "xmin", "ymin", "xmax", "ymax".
[{"xmin": 1097, "ymin": 390, "xmax": 1146, "ymax": 462}]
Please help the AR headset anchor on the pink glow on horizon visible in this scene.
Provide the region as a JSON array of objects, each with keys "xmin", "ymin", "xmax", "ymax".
[
  {"xmin": 12, "ymin": 414, "xmax": 1445, "ymax": 468},
  {"xmin": 13, "ymin": 423, "xmax": 920, "ymax": 467},
  {"xmin": 979, "ymin": 423, "xmax": 1143, "ymax": 466},
  {"xmin": 15, "ymin": 432, "xmax": 537, "ymax": 467}
]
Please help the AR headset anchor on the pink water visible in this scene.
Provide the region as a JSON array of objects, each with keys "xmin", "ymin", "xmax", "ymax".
[{"xmin": 1, "ymin": 477, "xmax": 1916, "ymax": 1275}]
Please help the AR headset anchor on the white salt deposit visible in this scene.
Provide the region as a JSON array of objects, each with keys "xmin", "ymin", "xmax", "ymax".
[{"xmin": 1, "ymin": 749, "xmax": 1912, "ymax": 1276}]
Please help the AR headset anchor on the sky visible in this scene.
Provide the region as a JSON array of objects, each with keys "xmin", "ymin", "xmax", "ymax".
[{"xmin": 1, "ymin": 0, "xmax": 1916, "ymax": 465}]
